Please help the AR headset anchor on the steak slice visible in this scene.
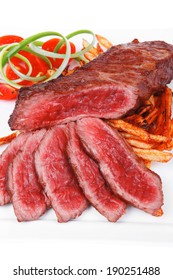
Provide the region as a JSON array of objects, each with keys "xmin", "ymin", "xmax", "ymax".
[
  {"xmin": 34, "ymin": 125, "xmax": 88, "ymax": 222},
  {"xmin": 76, "ymin": 118, "xmax": 163, "ymax": 216},
  {"xmin": 0, "ymin": 132, "xmax": 30, "ymax": 205},
  {"xmin": 9, "ymin": 40, "xmax": 173, "ymax": 131},
  {"xmin": 67, "ymin": 122, "xmax": 126, "ymax": 222},
  {"xmin": 10, "ymin": 129, "xmax": 47, "ymax": 221}
]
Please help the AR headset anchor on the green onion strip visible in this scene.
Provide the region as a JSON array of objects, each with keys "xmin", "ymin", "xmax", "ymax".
[{"xmin": 0, "ymin": 29, "xmax": 95, "ymax": 88}]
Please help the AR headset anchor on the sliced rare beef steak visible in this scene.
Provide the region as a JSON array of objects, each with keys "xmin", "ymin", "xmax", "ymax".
[
  {"xmin": 9, "ymin": 40, "xmax": 173, "ymax": 131},
  {"xmin": 34, "ymin": 125, "xmax": 88, "ymax": 222},
  {"xmin": 0, "ymin": 132, "xmax": 30, "ymax": 205},
  {"xmin": 10, "ymin": 129, "xmax": 48, "ymax": 221},
  {"xmin": 76, "ymin": 118, "xmax": 163, "ymax": 216},
  {"xmin": 67, "ymin": 122, "xmax": 126, "ymax": 222}
]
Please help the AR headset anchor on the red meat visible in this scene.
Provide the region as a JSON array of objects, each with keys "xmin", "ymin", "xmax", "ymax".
[
  {"xmin": 9, "ymin": 40, "xmax": 173, "ymax": 131},
  {"xmin": 76, "ymin": 117, "xmax": 163, "ymax": 216},
  {"xmin": 0, "ymin": 132, "xmax": 30, "ymax": 205},
  {"xmin": 34, "ymin": 125, "xmax": 88, "ymax": 222},
  {"xmin": 67, "ymin": 122, "xmax": 126, "ymax": 222},
  {"xmin": 10, "ymin": 129, "xmax": 48, "ymax": 221}
]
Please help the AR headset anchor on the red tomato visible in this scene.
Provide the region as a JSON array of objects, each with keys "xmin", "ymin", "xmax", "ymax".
[
  {"xmin": 42, "ymin": 38, "xmax": 76, "ymax": 68},
  {"xmin": 0, "ymin": 35, "xmax": 23, "ymax": 45},
  {"xmin": 19, "ymin": 51, "xmax": 49, "ymax": 76},
  {"xmin": 6, "ymin": 58, "xmax": 33, "ymax": 87},
  {"xmin": 0, "ymin": 84, "xmax": 18, "ymax": 100},
  {"xmin": 6, "ymin": 51, "xmax": 50, "ymax": 86},
  {"xmin": 6, "ymin": 56, "xmax": 29, "ymax": 80}
]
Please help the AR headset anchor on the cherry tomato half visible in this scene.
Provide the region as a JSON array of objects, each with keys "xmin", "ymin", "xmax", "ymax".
[
  {"xmin": 0, "ymin": 35, "xmax": 23, "ymax": 46},
  {"xmin": 6, "ymin": 51, "xmax": 50, "ymax": 86},
  {"xmin": 20, "ymin": 51, "xmax": 49, "ymax": 76},
  {"xmin": 0, "ymin": 84, "xmax": 18, "ymax": 100},
  {"xmin": 42, "ymin": 38, "xmax": 76, "ymax": 68}
]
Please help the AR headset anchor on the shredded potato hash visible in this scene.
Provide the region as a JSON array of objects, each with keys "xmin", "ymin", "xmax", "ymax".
[
  {"xmin": 109, "ymin": 87, "xmax": 173, "ymax": 166},
  {"xmin": 0, "ymin": 34, "xmax": 173, "ymax": 167},
  {"xmin": 0, "ymin": 131, "xmax": 19, "ymax": 146}
]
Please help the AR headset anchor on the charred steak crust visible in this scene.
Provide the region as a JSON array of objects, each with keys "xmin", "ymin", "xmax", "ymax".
[
  {"xmin": 76, "ymin": 117, "xmax": 163, "ymax": 216},
  {"xmin": 9, "ymin": 40, "xmax": 173, "ymax": 131},
  {"xmin": 67, "ymin": 122, "xmax": 126, "ymax": 222}
]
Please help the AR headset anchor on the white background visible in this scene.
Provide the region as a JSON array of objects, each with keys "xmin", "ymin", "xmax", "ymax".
[{"xmin": 0, "ymin": 0, "xmax": 173, "ymax": 279}]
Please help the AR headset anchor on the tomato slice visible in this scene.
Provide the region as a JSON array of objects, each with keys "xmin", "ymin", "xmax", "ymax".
[
  {"xmin": 0, "ymin": 35, "xmax": 23, "ymax": 46},
  {"xmin": 5, "ymin": 57, "xmax": 33, "ymax": 87},
  {"xmin": 0, "ymin": 35, "xmax": 76, "ymax": 90},
  {"xmin": 19, "ymin": 51, "xmax": 49, "ymax": 76},
  {"xmin": 0, "ymin": 84, "xmax": 18, "ymax": 100},
  {"xmin": 42, "ymin": 38, "xmax": 76, "ymax": 68},
  {"xmin": 6, "ymin": 56, "xmax": 29, "ymax": 80},
  {"xmin": 6, "ymin": 51, "xmax": 50, "ymax": 86}
]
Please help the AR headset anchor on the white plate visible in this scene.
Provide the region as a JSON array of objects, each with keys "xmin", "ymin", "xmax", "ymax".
[{"xmin": 0, "ymin": 29, "xmax": 173, "ymax": 244}]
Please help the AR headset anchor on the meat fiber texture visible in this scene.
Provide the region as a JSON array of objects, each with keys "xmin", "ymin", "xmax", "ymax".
[
  {"xmin": 9, "ymin": 40, "xmax": 173, "ymax": 132},
  {"xmin": 67, "ymin": 122, "xmax": 126, "ymax": 222},
  {"xmin": 35, "ymin": 125, "xmax": 88, "ymax": 222},
  {"xmin": 76, "ymin": 118, "xmax": 163, "ymax": 216},
  {"xmin": 0, "ymin": 132, "xmax": 30, "ymax": 205},
  {"xmin": 9, "ymin": 129, "xmax": 48, "ymax": 222}
]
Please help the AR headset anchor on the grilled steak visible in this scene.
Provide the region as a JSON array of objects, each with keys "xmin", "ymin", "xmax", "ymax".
[
  {"xmin": 35, "ymin": 125, "xmax": 88, "ymax": 222},
  {"xmin": 76, "ymin": 118, "xmax": 163, "ymax": 216},
  {"xmin": 0, "ymin": 132, "xmax": 30, "ymax": 205},
  {"xmin": 9, "ymin": 40, "xmax": 173, "ymax": 131},
  {"xmin": 10, "ymin": 129, "xmax": 47, "ymax": 221},
  {"xmin": 67, "ymin": 122, "xmax": 126, "ymax": 222}
]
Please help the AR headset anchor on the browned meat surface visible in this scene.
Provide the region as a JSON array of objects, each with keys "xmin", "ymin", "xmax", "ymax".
[
  {"xmin": 76, "ymin": 118, "xmax": 163, "ymax": 216},
  {"xmin": 34, "ymin": 125, "xmax": 88, "ymax": 222},
  {"xmin": 67, "ymin": 122, "xmax": 126, "ymax": 222},
  {"xmin": 9, "ymin": 40, "xmax": 173, "ymax": 131}
]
